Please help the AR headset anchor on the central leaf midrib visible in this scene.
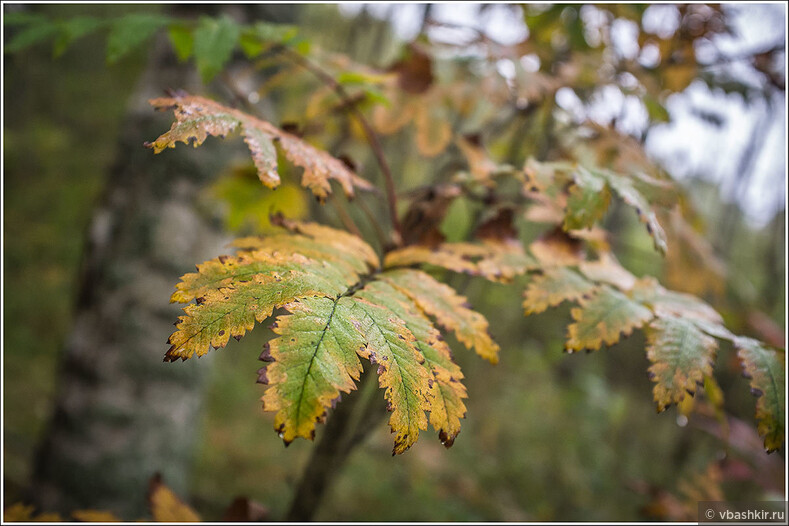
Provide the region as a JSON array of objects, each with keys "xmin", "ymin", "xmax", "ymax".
[{"xmin": 294, "ymin": 297, "xmax": 341, "ymax": 427}]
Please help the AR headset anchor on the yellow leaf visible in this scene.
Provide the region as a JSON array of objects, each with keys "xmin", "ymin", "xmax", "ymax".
[{"xmin": 148, "ymin": 475, "xmax": 200, "ymax": 522}]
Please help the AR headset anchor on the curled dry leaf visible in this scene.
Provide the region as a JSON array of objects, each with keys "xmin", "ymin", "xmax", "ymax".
[{"xmin": 148, "ymin": 94, "xmax": 372, "ymax": 200}]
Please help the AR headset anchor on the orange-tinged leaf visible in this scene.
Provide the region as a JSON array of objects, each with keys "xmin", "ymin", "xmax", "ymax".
[
  {"xmin": 578, "ymin": 252, "xmax": 637, "ymax": 291},
  {"xmin": 457, "ymin": 134, "xmax": 498, "ymax": 183},
  {"xmin": 381, "ymin": 268, "xmax": 500, "ymax": 363},
  {"xmin": 384, "ymin": 241, "xmax": 536, "ymax": 282},
  {"xmin": 148, "ymin": 474, "xmax": 200, "ymax": 522},
  {"xmin": 414, "ymin": 97, "xmax": 452, "ymax": 157},
  {"xmin": 372, "ymin": 90, "xmax": 415, "ymax": 134},
  {"xmin": 529, "ymin": 228, "xmax": 585, "ymax": 267},
  {"xmin": 566, "ymin": 286, "xmax": 653, "ymax": 352},
  {"xmin": 523, "ymin": 267, "xmax": 597, "ymax": 316},
  {"xmin": 71, "ymin": 510, "xmax": 122, "ymax": 522},
  {"xmin": 148, "ymin": 94, "xmax": 372, "ymax": 199},
  {"xmin": 645, "ymin": 316, "xmax": 718, "ymax": 412},
  {"xmin": 242, "ymin": 125, "xmax": 280, "ymax": 187},
  {"xmin": 735, "ymin": 337, "xmax": 785, "ymax": 452},
  {"xmin": 384, "ymin": 244, "xmax": 478, "ymax": 275}
]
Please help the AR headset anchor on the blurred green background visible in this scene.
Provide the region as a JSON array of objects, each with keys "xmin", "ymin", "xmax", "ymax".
[{"xmin": 3, "ymin": 3, "xmax": 785, "ymax": 521}]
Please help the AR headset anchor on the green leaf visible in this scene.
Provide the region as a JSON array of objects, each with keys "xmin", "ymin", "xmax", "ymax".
[
  {"xmin": 645, "ymin": 317, "xmax": 718, "ymax": 412},
  {"xmin": 564, "ymin": 167, "xmax": 611, "ymax": 230},
  {"xmin": 643, "ymin": 94, "xmax": 670, "ymax": 123},
  {"xmin": 262, "ymin": 296, "xmax": 366, "ymax": 444},
  {"xmin": 735, "ymin": 337, "xmax": 785, "ymax": 452},
  {"xmin": 4, "ymin": 19, "xmax": 57, "ymax": 53},
  {"xmin": 3, "ymin": 11, "xmax": 47, "ymax": 26},
  {"xmin": 249, "ymin": 21, "xmax": 298, "ymax": 44},
  {"xmin": 597, "ymin": 169, "xmax": 668, "ymax": 255},
  {"xmin": 166, "ymin": 223, "xmax": 378, "ymax": 361},
  {"xmin": 53, "ymin": 16, "xmax": 103, "ymax": 58},
  {"xmin": 167, "ymin": 23, "xmax": 194, "ymax": 62},
  {"xmin": 193, "ymin": 15, "xmax": 240, "ymax": 83},
  {"xmin": 106, "ymin": 13, "xmax": 170, "ymax": 64}
]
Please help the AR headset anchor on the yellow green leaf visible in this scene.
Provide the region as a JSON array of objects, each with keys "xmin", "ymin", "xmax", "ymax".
[
  {"xmin": 356, "ymin": 281, "xmax": 466, "ymax": 447},
  {"xmin": 261, "ymin": 296, "xmax": 365, "ymax": 444},
  {"xmin": 564, "ymin": 167, "xmax": 611, "ymax": 230},
  {"xmin": 631, "ymin": 277, "xmax": 723, "ymax": 324},
  {"xmin": 645, "ymin": 317, "xmax": 718, "ymax": 412},
  {"xmin": 381, "ymin": 268, "xmax": 500, "ymax": 363},
  {"xmin": 735, "ymin": 337, "xmax": 785, "ymax": 452},
  {"xmin": 566, "ymin": 286, "xmax": 653, "ymax": 352},
  {"xmin": 345, "ymin": 297, "xmax": 433, "ymax": 454},
  {"xmin": 523, "ymin": 267, "xmax": 597, "ymax": 316},
  {"xmin": 166, "ymin": 223, "xmax": 377, "ymax": 360}
]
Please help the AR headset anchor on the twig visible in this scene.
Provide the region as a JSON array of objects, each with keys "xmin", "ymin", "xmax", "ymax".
[
  {"xmin": 330, "ymin": 194, "xmax": 364, "ymax": 239},
  {"xmin": 278, "ymin": 46, "xmax": 403, "ymax": 244},
  {"xmin": 356, "ymin": 195, "xmax": 390, "ymax": 251}
]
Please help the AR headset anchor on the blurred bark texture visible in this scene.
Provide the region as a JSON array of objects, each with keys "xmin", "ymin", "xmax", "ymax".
[{"xmin": 30, "ymin": 4, "xmax": 299, "ymax": 519}]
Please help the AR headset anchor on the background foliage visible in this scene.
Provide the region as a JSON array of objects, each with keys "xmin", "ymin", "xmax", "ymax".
[{"xmin": 3, "ymin": 3, "xmax": 785, "ymax": 521}]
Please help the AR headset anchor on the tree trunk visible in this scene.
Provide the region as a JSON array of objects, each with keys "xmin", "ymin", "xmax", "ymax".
[{"xmin": 30, "ymin": 5, "xmax": 299, "ymax": 517}]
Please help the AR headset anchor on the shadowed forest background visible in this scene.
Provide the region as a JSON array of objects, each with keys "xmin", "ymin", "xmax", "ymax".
[{"xmin": 3, "ymin": 3, "xmax": 786, "ymax": 522}]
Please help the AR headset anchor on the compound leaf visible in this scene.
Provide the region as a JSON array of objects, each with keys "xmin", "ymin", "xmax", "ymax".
[
  {"xmin": 735, "ymin": 337, "xmax": 785, "ymax": 452},
  {"xmin": 566, "ymin": 286, "xmax": 653, "ymax": 352},
  {"xmin": 148, "ymin": 94, "xmax": 372, "ymax": 200},
  {"xmin": 166, "ymin": 223, "xmax": 500, "ymax": 453},
  {"xmin": 646, "ymin": 317, "xmax": 718, "ymax": 412}
]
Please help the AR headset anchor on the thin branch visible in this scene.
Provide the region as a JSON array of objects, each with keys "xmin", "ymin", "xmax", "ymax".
[
  {"xmin": 279, "ymin": 46, "xmax": 403, "ymax": 244},
  {"xmin": 329, "ymin": 194, "xmax": 364, "ymax": 239},
  {"xmin": 356, "ymin": 194, "xmax": 391, "ymax": 251}
]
